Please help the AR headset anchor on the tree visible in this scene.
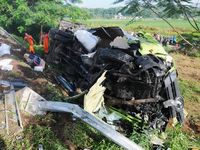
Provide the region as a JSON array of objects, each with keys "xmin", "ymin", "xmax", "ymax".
[
  {"xmin": 114, "ymin": 0, "xmax": 200, "ymax": 46},
  {"xmin": 0, "ymin": 0, "xmax": 89, "ymax": 41},
  {"xmin": 114, "ymin": 0, "xmax": 200, "ymax": 33}
]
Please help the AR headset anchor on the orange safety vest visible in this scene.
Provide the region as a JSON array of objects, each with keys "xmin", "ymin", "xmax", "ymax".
[
  {"xmin": 43, "ymin": 34, "xmax": 49, "ymax": 54},
  {"xmin": 24, "ymin": 34, "xmax": 35, "ymax": 54}
]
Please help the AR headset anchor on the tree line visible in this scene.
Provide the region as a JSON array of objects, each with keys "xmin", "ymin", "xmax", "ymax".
[{"xmin": 0, "ymin": 0, "xmax": 89, "ymax": 40}]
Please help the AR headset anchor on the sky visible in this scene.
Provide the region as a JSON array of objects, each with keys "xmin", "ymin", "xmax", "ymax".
[
  {"xmin": 77, "ymin": 0, "xmax": 199, "ymax": 8},
  {"xmin": 76, "ymin": 0, "xmax": 124, "ymax": 9}
]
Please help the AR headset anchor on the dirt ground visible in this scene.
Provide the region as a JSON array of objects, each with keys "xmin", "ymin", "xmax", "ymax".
[
  {"xmin": 171, "ymin": 53, "xmax": 200, "ymax": 134},
  {"xmin": 172, "ymin": 53, "xmax": 200, "ymax": 82}
]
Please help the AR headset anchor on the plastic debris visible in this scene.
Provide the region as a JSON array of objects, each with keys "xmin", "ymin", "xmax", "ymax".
[
  {"xmin": 0, "ymin": 43, "xmax": 11, "ymax": 57},
  {"xmin": 84, "ymin": 71, "xmax": 107, "ymax": 114},
  {"xmin": 110, "ymin": 36, "xmax": 130, "ymax": 49},
  {"xmin": 0, "ymin": 59, "xmax": 13, "ymax": 71},
  {"xmin": 24, "ymin": 53, "xmax": 45, "ymax": 72},
  {"xmin": 75, "ymin": 30, "xmax": 99, "ymax": 52}
]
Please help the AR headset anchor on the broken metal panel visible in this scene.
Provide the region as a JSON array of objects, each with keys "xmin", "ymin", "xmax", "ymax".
[
  {"xmin": 16, "ymin": 87, "xmax": 46, "ymax": 116},
  {"xmin": 16, "ymin": 87, "xmax": 143, "ymax": 150},
  {"xmin": 164, "ymin": 71, "xmax": 184, "ymax": 123},
  {"xmin": 89, "ymin": 27, "xmax": 125, "ymax": 48},
  {"xmin": 89, "ymin": 27, "xmax": 124, "ymax": 41},
  {"xmin": 38, "ymin": 101, "xmax": 143, "ymax": 150},
  {"xmin": 0, "ymin": 81, "xmax": 23, "ymax": 135}
]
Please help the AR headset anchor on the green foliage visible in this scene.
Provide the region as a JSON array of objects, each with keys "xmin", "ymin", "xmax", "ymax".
[
  {"xmin": 87, "ymin": 7, "xmax": 123, "ymax": 19},
  {"xmin": 164, "ymin": 126, "xmax": 191, "ymax": 150},
  {"xmin": 64, "ymin": 120, "xmax": 121, "ymax": 149},
  {"xmin": 0, "ymin": 135, "xmax": 7, "ymax": 150},
  {"xmin": 87, "ymin": 7, "xmax": 158, "ymax": 19},
  {"xmin": 0, "ymin": 0, "xmax": 90, "ymax": 40},
  {"xmin": 130, "ymin": 130, "xmax": 152, "ymax": 150},
  {"xmin": 46, "ymin": 83, "xmax": 65, "ymax": 101},
  {"xmin": 3, "ymin": 115, "xmax": 76, "ymax": 149},
  {"xmin": 64, "ymin": 120, "xmax": 94, "ymax": 148},
  {"xmin": 114, "ymin": 0, "xmax": 200, "ymax": 32},
  {"xmin": 178, "ymin": 32, "xmax": 200, "ymax": 56},
  {"xmin": 66, "ymin": 6, "xmax": 90, "ymax": 22},
  {"xmin": 21, "ymin": 125, "xmax": 66, "ymax": 150},
  {"xmin": 92, "ymin": 140, "xmax": 122, "ymax": 150},
  {"xmin": 115, "ymin": 0, "xmax": 195, "ymax": 18},
  {"xmin": 179, "ymin": 79, "xmax": 200, "ymax": 102},
  {"xmin": 3, "ymin": 114, "xmax": 66, "ymax": 150}
]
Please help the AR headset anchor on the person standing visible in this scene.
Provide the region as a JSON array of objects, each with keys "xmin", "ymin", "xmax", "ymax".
[
  {"xmin": 43, "ymin": 33, "xmax": 49, "ymax": 54},
  {"xmin": 24, "ymin": 33, "xmax": 35, "ymax": 54}
]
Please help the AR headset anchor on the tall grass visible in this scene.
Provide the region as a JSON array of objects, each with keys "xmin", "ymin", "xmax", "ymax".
[{"xmin": 82, "ymin": 18, "xmax": 197, "ymax": 35}]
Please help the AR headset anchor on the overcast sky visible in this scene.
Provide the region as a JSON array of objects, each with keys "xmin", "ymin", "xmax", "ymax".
[{"xmin": 77, "ymin": 0, "xmax": 199, "ymax": 8}]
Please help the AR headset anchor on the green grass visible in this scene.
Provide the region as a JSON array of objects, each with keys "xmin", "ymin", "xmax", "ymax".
[
  {"xmin": 179, "ymin": 79, "xmax": 200, "ymax": 103},
  {"xmin": 3, "ymin": 115, "xmax": 67, "ymax": 150},
  {"xmin": 164, "ymin": 126, "xmax": 200, "ymax": 150},
  {"xmin": 82, "ymin": 18, "xmax": 197, "ymax": 35},
  {"xmin": 64, "ymin": 119, "xmax": 122, "ymax": 150}
]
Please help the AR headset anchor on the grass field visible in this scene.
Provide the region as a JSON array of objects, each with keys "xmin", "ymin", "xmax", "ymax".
[{"xmin": 82, "ymin": 18, "xmax": 198, "ymax": 35}]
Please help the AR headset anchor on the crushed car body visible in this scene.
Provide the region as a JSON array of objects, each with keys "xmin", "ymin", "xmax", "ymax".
[{"xmin": 46, "ymin": 26, "xmax": 184, "ymax": 132}]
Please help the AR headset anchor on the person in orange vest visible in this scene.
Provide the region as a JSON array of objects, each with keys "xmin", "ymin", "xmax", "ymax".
[
  {"xmin": 43, "ymin": 33, "xmax": 49, "ymax": 54},
  {"xmin": 24, "ymin": 33, "xmax": 35, "ymax": 54}
]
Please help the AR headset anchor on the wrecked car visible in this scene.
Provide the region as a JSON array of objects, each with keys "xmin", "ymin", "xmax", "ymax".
[{"xmin": 46, "ymin": 26, "xmax": 184, "ymax": 132}]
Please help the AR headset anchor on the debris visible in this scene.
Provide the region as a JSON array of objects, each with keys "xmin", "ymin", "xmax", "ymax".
[
  {"xmin": 75, "ymin": 30, "xmax": 99, "ymax": 52},
  {"xmin": 1, "ymin": 64, "xmax": 13, "ymax": 71},
  {"xmin": 0, "ymin": 59, "xmax": 13, "ymax": 71},
  {"xmin": 81, "ymin": 51, "xmax": 96, "ymax": 66},
  {"xmin": 38, "ymin": 144, "xmax": 43, "ymax": 150},
  {"xmin": 55, "ymin": 76, "xmax": 76, "ymax": 93},
  {"xmin": 12, "ymin": 48, "xmax": 21, "ymax": 52},
  {"xmin": 16, "ymin": 87, "xmax": 143, "ymax": 150},
  {"xmin": 84, "ymin": 71, "xmax": 106, "ymax": 114},
  {"xmin": 110, "ymin": 36, "xmax": 130, "ymax": 49},
  {"xmin": 0, "ymin": 43, "xmax": 11, "ymax": 57},
  {"xmin": 64, "ymin": 90, "xmax": 88, "ymax": 101},
  {"xmin": 0, "ymin": 23, "xmax": 186, "ymax": 149},
  {"xmin": 164, "ymin": 71, "xmax": 184, "ymax": 123},
  {"xmin": 139, "ymin": 33, "xmax": 168, "ymax": 59},
  {"xmin": 123, "ymin": 30, "xmax": 139, "ymax": 43},
  {"xmin": 0, "ymin": 27, "xmax": 21, "ymax": 46},
  {"xmin": 16, "ymin": 87, "xmax": 46, "ymax": 116},
  {"xmin": 24, "ymin": 53, "xmax": 45, "ymax": 72},
  {"xmin": 33, "ymin": 59, "xmax": 45, "ymax": 72},
  {"xmin": 59, "ymin": 20, "xmax": 86, "ymax": 31},
  {"xmin": 0, "ymin": 80, "xmax": 24, "ymax": 135},
  {"xmin": 97, "ymin": 107, "xmax": 122, "ymax": 130},
  {"xmin": 89, "ymin": 27, "xmax": 125, "ymax": 48},
  {"xmin": 4, "ymin": 92, "xmax": 9, "ymax": 134}
]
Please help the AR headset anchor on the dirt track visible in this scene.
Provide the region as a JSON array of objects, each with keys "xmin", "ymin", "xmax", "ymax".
[
  {"xmin": 172, "ymin": 53, "xmax": 200, "ymax": 134},
  {"xmin": 172, "ymin": 53, "xmax": 200, "ymax": 82}
]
